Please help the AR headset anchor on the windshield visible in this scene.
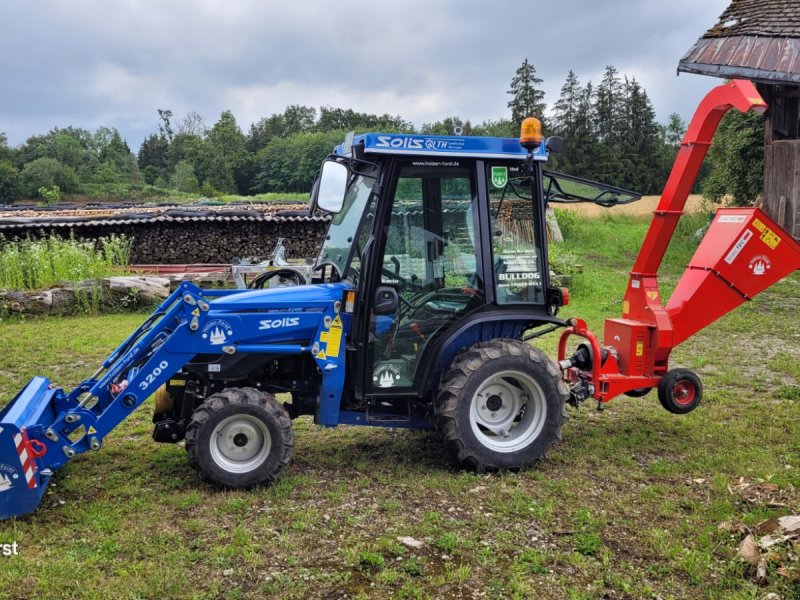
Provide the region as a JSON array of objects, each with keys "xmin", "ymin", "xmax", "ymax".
[{"xmin": 315, "ymin": 166, "xmax": 377, "ymax": 279}]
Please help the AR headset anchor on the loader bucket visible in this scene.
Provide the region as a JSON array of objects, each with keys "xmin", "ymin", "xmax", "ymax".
[
  {"xmin": 666, "ymin": 208, "xmax": 800, "ymax": 346},
  {"xmin": 0, "ymin": 377, "xmax": 59, "ymax": 519}
]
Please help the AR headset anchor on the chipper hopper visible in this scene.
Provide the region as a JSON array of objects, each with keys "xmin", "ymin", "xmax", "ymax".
[{"xmin": 1, "ymin": 80, "xmax": 798, "ymax": 520}]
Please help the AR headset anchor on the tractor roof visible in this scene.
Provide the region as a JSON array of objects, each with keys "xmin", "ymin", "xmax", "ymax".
[{"xmin": 334, "ymin": 133, "xmax": 548, "ymax": 161}]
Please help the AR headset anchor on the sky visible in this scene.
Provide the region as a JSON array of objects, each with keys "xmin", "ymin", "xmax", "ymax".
[{"xmin": 0, "ymin": 0, "xmax": 732, "ymax": 148}]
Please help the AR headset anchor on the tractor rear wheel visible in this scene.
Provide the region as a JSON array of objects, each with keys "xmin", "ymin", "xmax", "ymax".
[
  {"xmin": 185, "ymin": 387, "xmax": 293, "ymax": 488},
  {"xmin": 435, "ymin": 339, "xmax": 569, "ymax": 472},
  {"xmin": 657, "ymin": 368, "xmax": 703, "ymax": 414}
]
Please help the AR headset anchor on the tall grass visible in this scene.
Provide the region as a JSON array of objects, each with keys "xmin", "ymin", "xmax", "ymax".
[{"xmin": 0, "ymin": 234, "xmax": 132, "ymax": 290}]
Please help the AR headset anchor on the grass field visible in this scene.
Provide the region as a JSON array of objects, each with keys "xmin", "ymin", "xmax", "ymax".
[{"xmin": 0, "ymin": 212, "xmax": 798, "ymax": 599}]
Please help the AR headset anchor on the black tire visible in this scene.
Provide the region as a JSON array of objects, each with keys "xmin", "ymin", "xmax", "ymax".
[
  {"xmin": 435, "ymin": 339, "xmax": 569, "ymax": 472},
  {"xmin": 185, "ymin": 387, "xmax": 294, "ymax": 488},
  {"xmin": 657, "ymin": 368, "xmax": 703, "ymax": 414},
  {"xmin": 624, "ymin": 387, "xmax": 652, "ymax": 398}
]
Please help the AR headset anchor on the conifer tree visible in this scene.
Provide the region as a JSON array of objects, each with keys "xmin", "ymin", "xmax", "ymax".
[{"xmin": 507, "ymin": 59, "xmax": 547, "ymax": 127}]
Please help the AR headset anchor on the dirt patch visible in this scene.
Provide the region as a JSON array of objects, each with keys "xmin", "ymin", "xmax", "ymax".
[{"xmin": 556, "ymin": 194, "xmax": 708, "ymax": 219}]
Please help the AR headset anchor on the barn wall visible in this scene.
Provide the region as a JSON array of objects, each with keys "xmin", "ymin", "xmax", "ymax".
[{"xmin": 763, "ymin": 86, "xmax": 800, "ymax": 240}]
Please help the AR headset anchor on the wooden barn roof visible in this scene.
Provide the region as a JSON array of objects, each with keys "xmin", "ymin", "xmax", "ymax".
[{"xmin": 678, "ymin": 0, "xmax": 800, "ymax": 84}]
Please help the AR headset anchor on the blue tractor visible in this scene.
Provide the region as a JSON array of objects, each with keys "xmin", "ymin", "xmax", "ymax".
[{"xmin": 0, "ymin": 120, "xmax": 640, "ymax": 519}]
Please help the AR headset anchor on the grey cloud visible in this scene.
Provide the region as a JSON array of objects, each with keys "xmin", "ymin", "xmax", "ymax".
[{"xmin": 0, "ymin": 0, "xmax": 730, "ymax": 146}]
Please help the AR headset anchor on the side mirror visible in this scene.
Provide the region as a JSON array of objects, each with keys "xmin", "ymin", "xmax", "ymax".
[
  {"xmin": 317, "ymin": 161, "xmax": 349, "ymax": 214},
  {"xmin": 545, "ymin": 136, "xmax": 564, "ymax": 154}
]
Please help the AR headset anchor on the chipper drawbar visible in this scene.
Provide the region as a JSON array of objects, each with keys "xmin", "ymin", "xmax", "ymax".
[{"xmin": 1, "ymin": 80, "xmax": 798, "ymax": 520}]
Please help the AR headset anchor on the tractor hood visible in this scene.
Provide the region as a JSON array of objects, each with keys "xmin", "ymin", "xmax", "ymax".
[{"xmin": 208, "ymin": 282, "xmax": 351, "ymax": 311}]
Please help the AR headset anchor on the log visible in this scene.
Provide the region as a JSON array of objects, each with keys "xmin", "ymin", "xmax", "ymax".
[
  {"xmin": 106, "ymin": 276, "xmax": 171, "ymax": 302},
  {"xmin": 0, "ymin": 277, "xmax": 170, "ymax": 316}
]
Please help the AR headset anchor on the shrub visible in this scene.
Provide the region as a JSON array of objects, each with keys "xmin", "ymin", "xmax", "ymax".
[
  {"xmin": 20, "ymin": 158, "xmax": 80, "ymax": 198},
  {"xmin": 0, "ymin": 234, "xmax": 132, "ymax": 290},
  {"xmin": 0, "ymin": 161, "xmax": 20, "ymax": 203}
]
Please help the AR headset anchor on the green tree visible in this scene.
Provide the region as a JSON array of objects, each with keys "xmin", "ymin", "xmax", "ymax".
[
  {"xmin": 170, "ymin": 160, "xmax": 199, "ymax": 193},
  {"xmin": 571, "ymin": 82, "xmax": 600, "ymax": 178},
  {"xmin": 316, "ymin": 107, "xmax": 411, "ymax": 133},
  {"xmin": 0, "ymin": 161, "xmax": 21, "ymax": 203},
  {"xmin": 158, "ymin": 109, "xmax": 174, "ymax": 142},
  {"xmin": 420, "ymin": 116, "xmax": 473, "ymax": 136},
  {"xmin": 507, "ymin": 59, "xmax": 547, "ymax": 127},
  {"xmin": 253, "ymin": 130, "xmax": 344, "ymax": 193},
  {"xmin": 590, "ymin": 66, "xmax": 626, "ymax": 185},
  {"xmin": 594, "ymin": 66, "xmax": 624, "ymax": 145},
  {"xmin": 473, "ymin": 119, "xmax": 516, "ymax": 137},
  {"xmin": 205, "ymin": 110, "xmax": 249, "ymax": 194},
  {"xmin": 247, "ymin": 105, "xmax": 317, "ymax": 153},
  {"xmin": 658, "ymin": 113, "xmax": 687, "ymax": 189},
  {"xmin": 138, "ymin": 134, "xmax": 170, "ymax": 183},
  {"xmin": 702, "ymin": 110, "xmax": 764, "ymax": 206},
  {"xmin": 550, "ymin": 70, "xmax": 584, "ymax": 173},
  {"xmin": 20, "ymin": 158, "xmax": 80, "ymax": 197},
  {"xmin": 618, "ymin": 77, "xmax": 661, "ymax": 193},
  {"xmin": 166, "ymin": 132, "xmax": 211, "ymax": 192},
  {"xmin": 0, "ymin": 132, "xmax": 12, "ymax": 164}
]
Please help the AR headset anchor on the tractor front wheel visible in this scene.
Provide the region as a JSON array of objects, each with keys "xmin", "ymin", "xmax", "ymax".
[
  {"xmin": 186, "ymin": 387, "xmax": 294, "ymax": 488},
  {"xmin": 657, "ymin": 368, "xmax": 703, "ymax": 414},
  {"xmin": 435, "ymin": 340, "xmax": 568, "ymax": 472}
]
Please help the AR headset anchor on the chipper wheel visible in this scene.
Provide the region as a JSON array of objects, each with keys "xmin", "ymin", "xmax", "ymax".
[
  {"xmin": 435, "ymin": 339, "xmax": 569, "ymax": 472},
  {"xmin": 657, "ymin": 368, "xmax": 703, "ymax": 414},
  {"xmin": 185, "ymin": 387, "xmax": 294, "ymax": 488}
]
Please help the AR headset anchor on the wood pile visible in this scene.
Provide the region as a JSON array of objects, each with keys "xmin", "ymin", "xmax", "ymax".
[{"xmin": 1, "ymin": 220, "xmax": 327, "ymax": 264}]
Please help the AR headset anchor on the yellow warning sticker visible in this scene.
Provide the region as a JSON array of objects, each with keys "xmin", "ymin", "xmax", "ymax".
[
  {"xmin": 752, "ymin": 218, "xmax": 765, "ymax": 233},
  {"xmin": 636, "ymin": 342, "xmax": 644, "ymax": 357},
  {"xmin": 191, "ymin": 308, "xmax": 200, "ymax": 317},
  {"xmin": 88, "ymin": 426, "xmax": 97, "ymax": 435},
  {"xmin": 326, "ymin": 316, "xmax": 343, "ymax": 358},
  {"xmin": 318, "ymin": 315, "xmax": 343, "ymax": 359},
  {"xmin": 646, "ymin": 290, "xmax": 659, "ymax": 301},
  {"xmin": 316, "ymin": 350, "xmax": 326, "ymax": 360},
  {"xmin": 622, "ymin": 300, "xmax": 630, "ymax": 314},
  {"xmin": 760, "ymin": 227, "xmax": 781, "ymax": 250}
]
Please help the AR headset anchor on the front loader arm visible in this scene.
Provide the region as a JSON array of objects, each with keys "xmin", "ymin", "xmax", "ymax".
[{"xmin": 1, "ymin": 281, "xmax": 352, "ymax": 519}]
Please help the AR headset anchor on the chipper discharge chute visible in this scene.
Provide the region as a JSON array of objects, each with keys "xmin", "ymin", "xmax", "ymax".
[{"xmin": 1, "ymin": 78, "xmax": 797, "ymax": 521}]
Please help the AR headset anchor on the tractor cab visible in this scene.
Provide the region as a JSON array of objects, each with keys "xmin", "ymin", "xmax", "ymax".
[{"xmin": 309, "ymin": 125, "xmax": 620, "ymax": 405}]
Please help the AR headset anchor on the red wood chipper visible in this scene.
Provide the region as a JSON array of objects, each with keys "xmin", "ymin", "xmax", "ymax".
[{"xmin": 559, "ymin": 80, "xmax": 800, "ymax": 412}]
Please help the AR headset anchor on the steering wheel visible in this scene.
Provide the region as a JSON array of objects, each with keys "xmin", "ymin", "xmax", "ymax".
[
  {"xmin": 249, "ymin": 268, "xmax": 306, "ymax": 289},
  {"xmin": 395, "ymin": 286, "xmax": 483, "ymax": 319}
]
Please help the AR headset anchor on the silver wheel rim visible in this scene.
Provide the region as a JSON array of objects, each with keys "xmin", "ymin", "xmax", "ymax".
[
  {"xmin": 469, "ymin": 369, "xmax": 547, "ymax": 453},
  {"xmin": 209, "ymin": 414, "xmax": 271, "ymax": 473}
]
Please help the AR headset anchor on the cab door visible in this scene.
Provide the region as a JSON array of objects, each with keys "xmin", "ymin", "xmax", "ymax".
[{"xmin": 364, "ymin": 160, "xmax": 488, "ymax": 392}]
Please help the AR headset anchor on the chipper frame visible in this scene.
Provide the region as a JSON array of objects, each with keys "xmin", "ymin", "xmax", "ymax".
[{"xmin": 1, "ymin": 80, "xmax": 798, "ymax": 521}]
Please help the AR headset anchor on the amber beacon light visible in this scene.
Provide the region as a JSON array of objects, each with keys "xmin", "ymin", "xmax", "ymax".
[{"xmin": 519, "ymin": 117, "xmax": 543, "ymax": 151}]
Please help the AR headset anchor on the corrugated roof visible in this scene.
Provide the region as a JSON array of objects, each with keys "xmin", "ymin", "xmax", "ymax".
[
  {"xmin": 0, "ymin": 206, "xmax": 329, "ymax": 232},
  {"xmin": 678, "ymin": 0, "xmax": 800, "ymax": 83}
]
